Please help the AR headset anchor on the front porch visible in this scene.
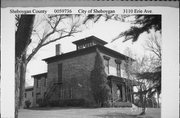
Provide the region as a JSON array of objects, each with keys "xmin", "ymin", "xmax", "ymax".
[{"xmin": 108, "ymin": 75, "xmax": 138, "ymax": 107}]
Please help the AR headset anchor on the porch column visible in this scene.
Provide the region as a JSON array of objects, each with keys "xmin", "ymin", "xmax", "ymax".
[
  {"xmin": 126, "ymin": 85, "xmax": 129, "ymax": 102},
  {"xmin": 129, "ymin": 86, "xmax": 132, "ymax": 102},
  {"xmin": 124, "ymin": 83, "xmax": 127, "ymax": 102},
  {"xmin": 131, "ymin": 86, "xmax": 134, "ymax": 103},
  {"xmin": 122, "ymin": 85, "xmax": 126, "ymax": 101}
]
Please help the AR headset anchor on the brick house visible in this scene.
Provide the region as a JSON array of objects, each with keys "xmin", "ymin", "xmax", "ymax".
[{"xmin": 32, "ymin": 36, "xmax": 137, "ymax": 107}]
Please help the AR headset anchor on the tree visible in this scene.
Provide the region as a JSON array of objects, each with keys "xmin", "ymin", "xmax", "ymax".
[
  {"xmin": 145, "ymin": 30, "xmax": 161, "ymax": 60},
  {"xmin": 138, "ymin": 31, "xmax": 161, "ymax": 108},
  {"xmin": 131, "ymin": 56, "xmax": 156, "ymax": 115},
  {"xmin": 112, "ymin": 15, "xmax": 161, "ymax": 115},
  {"xmin": 112, "ymin": 15, "xmax": 161, "ymax": 42},
  {"xmin": 15, "ymin": 15, "xmax": 35, "ymax": 118},
  {"xmin": 131, "ymin": 38, "xmax": 161, "ymax": 115},
  {"xmin": 137, "ymin": 32, "xmax": 162, "ymax": 109},
  {"xmin": 123, "ymin": 46, "xmax": 160, "ymax": 114},
  {"xmin": 90, "ymin": 49, "xmax": 111, "ymax": 107}
]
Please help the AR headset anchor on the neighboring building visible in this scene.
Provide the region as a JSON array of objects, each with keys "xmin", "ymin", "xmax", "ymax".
[
  {"xmin": 32, "ymin": 36, "xmax": 137, "ymax": 107},
  {"xmin": 24, "ymin": 86, "xmax": 34, "ymax": 108},
  {"xmin": 32, "ymin": 73, "xmax": 47, "ymax": 107}
]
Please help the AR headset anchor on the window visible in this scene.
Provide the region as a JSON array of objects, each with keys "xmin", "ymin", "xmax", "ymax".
[
  {"xmin": 117, "ymin": 63, "xmax": 121, "ymax": 77},
  {"xmin": 78, "ymin": 45, "xmax": 83, "ymax": 50},
  {"xmin": 36, "ymin": 79, "xmax": 40, "ymax": 88},
  {"xmin": 115, "ymin": 59, "xmax": 121, "ymax": 77},
  {"xmin": 103, "ymin": 56, "xmax": 110, "ymax": 74},
  {"xmin": 44, "ymin": 77, "xmax": 46, "ymax": 87},
  {"xmin": 36, "ymin": 80, "xmax": 38, "ymax": 88},
  {"xmin": 36, "ymin": 93, "xmax": 41, "ymax": 104},
  {"xmin": 44, "ymin": 92, "xmax": 46, "ymax": 98},
  {"xmin": 58, "ymin": 63, "xmax": 63, "ymax": 83},
  {"xmin": 25, "ymin": 93, "xmax": 27, "ymax": 98}
]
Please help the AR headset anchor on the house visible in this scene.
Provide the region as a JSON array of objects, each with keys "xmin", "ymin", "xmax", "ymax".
[
  {"xmin": 32, "ymin": 35, "xmax": 137, "ymax": 107},
  {"xmin": 24, "ymin": 86, "xmax": 34, "ymax": 108},
  {"xmin": 32, "ymin": 73, "xmax": 47, "ymax": 107}
]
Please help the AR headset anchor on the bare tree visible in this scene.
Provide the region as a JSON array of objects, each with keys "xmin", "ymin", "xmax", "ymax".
[
  {"xmin": 131, "ymin": 56, "xmax": 156, "ymax": 115},
  {"xmin": 142, "ymin": 31, "xmax": 162, "ymax": 108},
  {"xmin": 123, "ymin": 47, "xmax": 158, "ymax": 115},
  {"xmin": 15, "ymin": 15, "xmax": 35, "ymax": 118},
  {"xmin": 145, "ymin": 30, "xmax": 161, "ymax": 61}
]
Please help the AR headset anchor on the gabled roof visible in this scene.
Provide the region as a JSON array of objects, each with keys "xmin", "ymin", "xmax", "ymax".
[
  {"xmin": 43, "ymin": 45, "xmax": 134, "ymax": 63},
  {"xmin": 72, "ymin": 35, "xmax": 107, "ymax": 46}
]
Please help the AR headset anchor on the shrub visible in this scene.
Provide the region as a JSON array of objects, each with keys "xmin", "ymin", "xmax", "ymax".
[
  {"xmin": 25, "ymin": 100, "xmax": 31, "ymax": 108},
  {"xmin": 90, "ymin": 49, "xmax": 111, "ymax": 107},
  {"xmin": 36, "ymin": 99, "xmax": 47, "ymax": 107},
  {"xmin": 49, "ymin": 99, "xmax": 86, "ymax": 107}
]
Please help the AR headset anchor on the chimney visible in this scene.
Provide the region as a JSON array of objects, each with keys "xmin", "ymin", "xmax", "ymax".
[{"xmin": 56, "ymin": 44, "xmax": 61, "ymax": 55}]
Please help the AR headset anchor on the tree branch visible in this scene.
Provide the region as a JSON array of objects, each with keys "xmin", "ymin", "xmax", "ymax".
[
  {"xmin": 42, "ymin": 34, "xmax": 73, "ymax": 47},
  {"xmin": 26, "ymin": 30, "xmax": 55, "ymax": 63},
  {"xmin": 26, "ymin": 15, "xmax": 81, "ymax": 63}
]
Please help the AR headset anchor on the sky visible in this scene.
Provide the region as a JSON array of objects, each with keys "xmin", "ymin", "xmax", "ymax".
[{"xmin": 25, "ymin": 15, "xmax": 152, "ymax": 87}]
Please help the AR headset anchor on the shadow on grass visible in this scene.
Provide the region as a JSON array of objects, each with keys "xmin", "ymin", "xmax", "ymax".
[
  {"xmin": 27, "ymin": 106, "xmax": 100, "ymax": 111},
  {"xmin": 96, "ymin": 112, "xmax": 138, "ymax": 118},
  {"xmin": 96, "ymin": 112, "xmax": 155, "ymax": 118}
]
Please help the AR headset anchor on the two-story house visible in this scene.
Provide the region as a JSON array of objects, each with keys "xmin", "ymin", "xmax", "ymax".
[{"xmin": 32, "ymin": 36, "xmax": 137, "ymax": 107}]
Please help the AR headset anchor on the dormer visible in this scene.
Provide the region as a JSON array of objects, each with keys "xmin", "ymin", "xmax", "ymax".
[{"xmin": 72, "ymin": 36, "xmax": 108, "ymax": 50}]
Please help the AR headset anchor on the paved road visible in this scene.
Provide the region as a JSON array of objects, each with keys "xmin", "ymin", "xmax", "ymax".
[{"xmin": 18, "ymin": 107, "xmax": 160, "ymax": 118}]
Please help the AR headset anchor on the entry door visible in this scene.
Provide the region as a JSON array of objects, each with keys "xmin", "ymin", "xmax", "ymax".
[{"xmin": 117, "ymin": 85, "xmax": 123, "ymax": 100}]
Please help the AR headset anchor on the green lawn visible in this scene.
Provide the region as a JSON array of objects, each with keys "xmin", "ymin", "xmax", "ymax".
[{"xmin": 18, "ymin": 107, "xmax": 160, "ymax": 118}]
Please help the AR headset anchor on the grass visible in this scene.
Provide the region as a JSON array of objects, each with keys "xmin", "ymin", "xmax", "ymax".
[{"xmin": 18, "ymin": 107, "xmax": 160, "ymax": 118}]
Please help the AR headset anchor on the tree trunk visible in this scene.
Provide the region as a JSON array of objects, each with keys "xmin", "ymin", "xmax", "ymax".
[
  {"xmin": 157, "ymin": 92, "xmax": 160, "ymax": 108},
  {"xmin": 139, "ymin": 86, "xmax": 143, "ymax": 107},
  {"xmin": 15, "ymin": 15, "xmax": 35, "ymax": 118},
  {"xmin": 140, "ymin": 94, "xmax": 146, "ymax": 115},
  {"xmin": 15, "ymin": 60, "xmax": 21, "ymax": 118},
  {"xmin": 15, "ymin": 57, "xmax": 27, "ymax": 118},
  {"xmin": 125, "ymin": 83, "xmax": 128, "ymax": 102},
  {"xmin": 19, "ymin": 55, "xmax": 27, "ymax": 108}
]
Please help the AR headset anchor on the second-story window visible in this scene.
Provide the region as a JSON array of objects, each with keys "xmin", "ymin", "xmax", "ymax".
[
  {"xmin": 44, "ymin": 77, "xmax": 46, "ymax": 87},
  {"xmin": 58, "ymin": 63, "xmax": 63, "ymax": 83},
  {"xmin": 103, "ymin": 56, "xmax": 110, "ymax": 74},
  {"xmin": 36, "ymin": 79, "xmax": 39, "ymax": 88},
  {"xmin": 117, "ymin": 63, "xmax": 121, "ymax": 77},
  {"xmin": 25, "ymin": 93, "xmax": 27, "ymax": 98},
  {"xmin": 37, "ymin": 79, "xmax": 41, "ymax": 88},
  {"xmin": 115, "ymin": 59, "xmax": 121, "ymax": 77}
]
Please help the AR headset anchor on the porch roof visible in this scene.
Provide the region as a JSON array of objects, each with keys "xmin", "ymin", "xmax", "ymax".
[{"xmin": 107, "ymin": 75, "xmax": 139, "ymax": 86}]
